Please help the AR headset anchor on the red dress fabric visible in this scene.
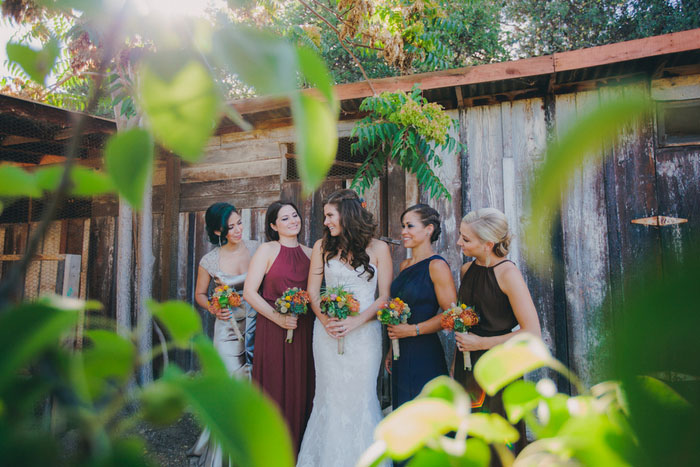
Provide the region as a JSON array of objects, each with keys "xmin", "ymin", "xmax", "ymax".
[{"xmin": 251, "ymin": 244, "xmax": 314, "ymax": 456}]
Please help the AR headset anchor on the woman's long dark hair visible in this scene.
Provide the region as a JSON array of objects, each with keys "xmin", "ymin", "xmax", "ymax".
[
  {"xmin": 265, "ymin": 200, "xmax": 302, "ymax": 242},
  {"xmin": 321, "ymin": 189, "xmax": 377, "ymax": 279}
]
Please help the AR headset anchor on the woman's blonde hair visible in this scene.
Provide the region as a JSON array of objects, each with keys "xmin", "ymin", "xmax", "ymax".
[{"xmin": 461, "ymin": 207, "xmax": 511, "ymax": 258}]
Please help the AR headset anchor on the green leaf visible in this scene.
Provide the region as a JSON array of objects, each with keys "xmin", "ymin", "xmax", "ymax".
[
  {"xmin": 418, "ymin": 376, "xmax": 471, "ymax": 414},
  {"xmin": 408, "ymin": 439, "xmax": 490, "ymax": 467},
  {"xmin": 6, "ymin": 38, "xmax": 60, "ymax": 85},
  {"xmin": 104, "ymin": 129, "xmax": 154, "ymax": 209},
  {"xmin": 556, "ymin": 414, "xmax": 638, "ymax": 466},
  {"xmin": 212, "ymin": 26, "xmax": 298, "ymax": 97},
  {"xmin": 191, "ymin": 334, "xmax": 228, "ymax": 378},
  {"xmin": 373, "ymin": 398, "xmax": 461, "ymax": 460},
  {"xmin": 296, "ymin": 47, "xmax": 337, "ymax": 112},
  {"xmin": 138, "ymin": 58, "xmax": 219, "ymax": 161},
  {"xmin": 70, "ymin": 166, "xmax": 114, "ymax": 196},
  {"xmin": 474, "ymin": 333, "xmax": 560, "ymax": 395},
  {"xmin": 0, "ymin": 303, "xmax": 78, "ymax": 392},
  {"xmin": 82, "ymin": 329, "xmax": 135, "ymax": 399},
  {"xmin": 502, "ymin": 380, "xmax": 541, "ymax": 423},
  {"xmin": 467, "ymin": 413, "xmax": 519, "ymax": 444},
  {"xmin": 140, "ymin": 380, "xmax": 186, "ymax": 427},
  {"xmin": 0, "ymin": 165, "xmax": 41, "ymax": 197},
  {"xmin": 178, "ymin": 374, "xmax": 294, "ymax": 467},
  {"xmin": 149, "ymin": 300, "xmax": 202, "ymax": 348},
  {"xmin": 291, "ymin": 94, "xmax": 337, "ymax": 196}
]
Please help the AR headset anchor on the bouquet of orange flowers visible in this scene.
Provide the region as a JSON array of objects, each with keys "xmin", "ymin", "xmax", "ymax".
[
  {"xmin": 320, "ymin": 285, "xmax": 360, "ymax": 354},
  {"xmin": 441, "ymin": 303, "xmax": 479, "ymax": 370},
  {"xmin": 377, "ymin": 297, "xmax": 411, "ymax": 360},
  {"xmin": 275, "ymin": 287, "xmax": 311, "ymax": 343},
  {"xmin": 210, "ymin": 285, "xmax": 244, "ymax": 341}
]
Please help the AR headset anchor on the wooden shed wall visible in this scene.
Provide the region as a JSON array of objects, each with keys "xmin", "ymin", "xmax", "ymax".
[{"xmin": 81, "ymin": 74, "xmax": 699, "ymax": 387}]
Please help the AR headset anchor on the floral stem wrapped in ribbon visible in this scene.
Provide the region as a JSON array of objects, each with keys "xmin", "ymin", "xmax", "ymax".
[
  {"xmin": 440, "ymin": 303, "xmax": 479, "ymax": 370},
  {"xmin": 320, "ymin": 285, "xmax": 360, "ymax": 354},
  {"xmin": 275, "ymin": 287, "xmax": 310, "ymax": 343},
  {"xmin": 210, "ymin": 285, "xmax": 244, "ymax": 341},
  {"xmin": 377, "ymin": 297, "xmax": 411, "ymax": 360}
]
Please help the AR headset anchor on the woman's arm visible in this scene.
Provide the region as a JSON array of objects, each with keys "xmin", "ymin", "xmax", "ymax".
[
  {"xmin": 194, "ymin": 265, "xmax": 230, "ymax": 320},
  {"xmin": 242, "ymin": 243, "xmax": 297, "ymax": 330},
  {"xmin": 387, "ymin": 258, "xmax": 457, "ymax": 339},
  {"xmin": 331, "ymin": 239, "xmax": 393, "ymax": 338},
  {"xmin": 455, "ymin": 263, "xmax": 541, "ymax": 352}
]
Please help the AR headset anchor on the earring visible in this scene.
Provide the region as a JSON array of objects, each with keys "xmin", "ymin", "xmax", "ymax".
[{"xmin": 218, "ymin": 235, "xmax": 222, "ymax": 247}]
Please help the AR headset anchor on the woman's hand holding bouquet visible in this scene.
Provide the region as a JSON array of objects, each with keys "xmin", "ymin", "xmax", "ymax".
[
  {"xmin": 320, "ymin": 285, "xmax": 360, "ymax": 354},
  {"xmin": 275, "ymin": 287, "xmax": 310, "ymax": 343},
  {"xmin": 441, "ymin": 303, "xmax": 479, "ymax": 370},
  {"xmin": 377, "ymin": 297, "xmax": 411, "ymax": 360}
]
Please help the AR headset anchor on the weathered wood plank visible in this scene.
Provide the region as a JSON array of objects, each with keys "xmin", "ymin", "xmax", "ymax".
[
  {"xmin": 557, "ymin": 90, "xmax": 612, "ymax": 389},
  {"xmin": 387, "ymin": 159, "xmax": 406, "ymax": 273},
  {"xmin": 200, "ymin": 142, "xmax": 283, "ymax": 165},
  {"xmin": 179, "ymin": 191, "xmax": 280, "ymax": 213},
  {"xmin": 465, "ymin": 104, "xmax": 505, "ymax": 211},
  {"xmin": 88, "ymin": 216, "xmax": 116, "ymax": 319},
  {"xmin": 651, "ymin": 75, "xmax": 700, "ymax": 101},
  {"xmin": 180, "ymin": 175, "xmax": 280, "ymax": 200},
  {"xmin": 181, "ymin": 158, "xmax": 281, "ymax": 183},
  {"xmin": 24, "ymin": 222, "xmax": 41, "ymax": 299},
  {"xmin": 161, "ymin": 155, "xmax": 181, "ymax": 301},
  {"xmin": 39, "ymin": 221, "xmax": 61, "ymax": 295}
]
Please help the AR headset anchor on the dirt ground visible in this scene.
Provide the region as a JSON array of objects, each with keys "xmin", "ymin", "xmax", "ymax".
[{"xmin": 141, "ymin": 413, "xmax": 201, "ymax": 466}]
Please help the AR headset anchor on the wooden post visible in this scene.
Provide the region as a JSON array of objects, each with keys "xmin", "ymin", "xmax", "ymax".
[
  {"xmin": 160, "ymin": 152, "xmax": 181, "ymax": 301},
  {"xmin": 138, "ymin": 170, "xmax": 154, "ymax": 384}
]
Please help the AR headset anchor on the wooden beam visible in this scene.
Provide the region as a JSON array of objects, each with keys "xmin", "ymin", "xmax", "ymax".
[
  {"xmin": 1, "ymin": 135, "xmax": 41, "ymax": 146},
  {"xmin": 160, "ymin": 153, "xmax": 181, "ymax": 301},
  {"xmin": 0, "ymin": 253, "xmax": 67, "ymax": 261}
]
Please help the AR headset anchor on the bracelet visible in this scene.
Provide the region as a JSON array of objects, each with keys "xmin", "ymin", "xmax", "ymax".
[{"xmin": 415, "ymin": 324, "xmax": 420, "ymax": 336}]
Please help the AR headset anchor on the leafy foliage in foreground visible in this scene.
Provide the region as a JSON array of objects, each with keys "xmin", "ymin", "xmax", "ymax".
[
  {"xmin": 0, "ymin": 298, "xmax": 295, "ymax": 466},
  {"xmin": 351, "ymin": 85, "xmax": 462, "ymax": 200}
]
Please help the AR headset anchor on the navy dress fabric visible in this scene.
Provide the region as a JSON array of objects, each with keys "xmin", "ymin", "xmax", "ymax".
[{"xmin": 389, "ymin": 254, "xmax": 448, "ymax": 409}]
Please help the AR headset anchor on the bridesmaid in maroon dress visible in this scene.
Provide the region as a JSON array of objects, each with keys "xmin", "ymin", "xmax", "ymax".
[{"xmin": 243, "ymin": 200, "xmax": 314, "ymax": 456}]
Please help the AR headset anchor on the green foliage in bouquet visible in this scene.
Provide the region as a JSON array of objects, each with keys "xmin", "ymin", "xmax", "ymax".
[
  {"xmin": 350, "ymin": 84, "xmax": 463, "ymax": 200},
  {"xmin": 320, "ymin": 285, "xmax": 360, "ymax": 320}
]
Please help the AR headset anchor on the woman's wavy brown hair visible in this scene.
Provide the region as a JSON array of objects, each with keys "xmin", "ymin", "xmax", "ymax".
[{"xmin": 321, "ymin": 189, "xmax": 378, "ymax": 279}]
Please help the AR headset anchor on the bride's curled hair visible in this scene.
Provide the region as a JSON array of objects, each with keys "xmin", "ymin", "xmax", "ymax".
[
  {"xmin": 322, "ymin": 189, "xmax": 377, "ymax": 279},
  {"xmin": 462, "ymin": 207, "xmax": 512, "ymax": 257}
]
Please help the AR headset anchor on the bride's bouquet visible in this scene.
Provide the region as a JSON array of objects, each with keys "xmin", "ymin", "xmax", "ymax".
[
  {"xmin": 441, "ymin": 303, "xmax": 479, "ymax": 370},
  {"xmin": 210, "ymin": 285, "xmax": 244, "ymax": 341},
  {"xmin": 376, "ymin": 297, "xmax": 411, "ymax": 360},
  {"xmin": 320, "ymin": 285, "xmax": 360, "ymax": 354},
  {"xmin": 275, "ymin": 287, "xmax": 310, "ymax": 343}
]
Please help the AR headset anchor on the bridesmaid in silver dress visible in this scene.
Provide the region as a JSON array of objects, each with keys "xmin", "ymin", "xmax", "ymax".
[{"xmin": 189, "ymin": 202, "xmax": 257, "ymax": 467}]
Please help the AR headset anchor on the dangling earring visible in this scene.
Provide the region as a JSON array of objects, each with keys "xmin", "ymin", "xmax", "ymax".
[{"xmin": 218, "ymin": 235, "xmax": 222, "ymax": 247}]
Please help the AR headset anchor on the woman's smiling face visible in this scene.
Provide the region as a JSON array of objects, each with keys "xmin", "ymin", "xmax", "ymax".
[{"xmin": 323, "ymin": 203, "xmax": 342, "ymax": 237}]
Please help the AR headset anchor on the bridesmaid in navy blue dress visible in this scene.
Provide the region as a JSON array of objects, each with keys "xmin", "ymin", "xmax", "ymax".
[{"xmin": 385, "ymin": 204, "xmax": 457, "ymax": 409}]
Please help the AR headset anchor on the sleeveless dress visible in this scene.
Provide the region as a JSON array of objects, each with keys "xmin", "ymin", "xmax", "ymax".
[
  {"xmin": 189, "ymin": 244, "xmax": 257, "ymax": 467},
  {"xmin": 297, "ymin": 260, "xmax": 385, "ymax": 467},
  {"xmin": 389, "ymin": 255, "xmax": 448, "ymax": 409},
  {"xmin": 454, "ymin": 260, "xmax": 526, "ymax": 457},
  {"xmin": 252, "ymin": 244, "xmax": 314, "ymax": 456}
]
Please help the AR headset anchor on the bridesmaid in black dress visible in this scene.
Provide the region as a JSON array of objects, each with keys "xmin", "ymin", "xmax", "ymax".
[
  {"xmin": 454, "ymin": 207, "xmax": 541, "ymax": 456},
  {"xmin": 385, "ymin": 204, "xmax": 457, "ymax": 409}
]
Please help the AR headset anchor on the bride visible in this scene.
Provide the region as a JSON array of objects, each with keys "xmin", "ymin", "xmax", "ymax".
[{"xmin": 297, "ymin": 189, "xmax": 392, "ymax": 467}]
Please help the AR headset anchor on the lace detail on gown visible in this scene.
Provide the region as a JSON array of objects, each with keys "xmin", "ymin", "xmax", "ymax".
[{"xmin": 297, "ymin": 260, "xmax": 385, "ymax": 467}]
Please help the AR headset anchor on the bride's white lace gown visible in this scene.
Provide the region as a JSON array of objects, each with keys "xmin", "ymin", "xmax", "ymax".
[{"xmin": 297, "ymin": 259, "xmax": 384, "ymax": 467}]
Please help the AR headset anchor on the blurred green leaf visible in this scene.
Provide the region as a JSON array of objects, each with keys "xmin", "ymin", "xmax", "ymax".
[
  {"xmin": 474, "ymin": 333, "xmax": 560, "ymax": 395},
  {"xmin": 556, "ymin": 414, "xmax": 639, "ymax": 466},
  {"xmin": 503, "ymin": 380, "xmax": 541, "ymax": 423},
  {"xmin": 523, "ymin": 92, "xmax": 650, "ymax": 270},
  {"xmin": 82, "ymin": 329, "xmax": 135, "ymax": 399},
  {"xmin": 419, "ymin": 376, "xmax": 470, "ymax": 412},
  {"xmin": 408, "ymin": 439, "xmax": 490, "ymax": 467},
  {"xmin": 139, "ymin": 58, "xmax": 219, "ymax": 161},
  {"xmin": 107, "ymin": 437, "xmax": 155, "ymax": 467},
  {"xmin": 0, "ymin": 303, "xmax": 77, "ymax": 392},
  {"xmin": 140, "ymin": 380, "xmax": 186, "ymax": 427},
  {"xmin": 6, "ymin": 38, "xmax": 60, "ymax": 85},
  {"xmin": 191, "ymin": 334, "xmax": 228, "ymax": 378},
  {"xmin": 530, "ymin": 394, "xmax": 571, "ymax": 439},
  {"xmin": 149, "ymin": 300, "xmax": 202, "ymax": 347},
  {"xmin": 34, "ymin": 166, "xmax": 114, "ymax": 197},
  {"xmin": 178, "ymin": 374, "xmax": 294, "ymax": 467},
  {"xmin": 104, "ymin": 129, "xmax": 153, "ymax": 208},
  {"xmin": 296, "ymin": 47, "xmax": 338, "ymax": 112},
  {"xmin": 291, "ymin": 94, "xmax": 337, "ymax": 196},
  {"xmin": 212, "ymin": 26, "xmax": 297, "ymax": 96},
  {"xmin": 0, "ymin": 165, "xmax": 41, "ymax": 197},
  {"xmin": 467, "ymin": 413, "xmax": 519, "ymax": 444},
  {"xmin": 374, "ymin": 399, "xmax": 461, "ymax": 460}
]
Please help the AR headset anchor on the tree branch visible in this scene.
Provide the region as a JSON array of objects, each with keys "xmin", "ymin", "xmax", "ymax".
[{"xmin": 298, "ymin": 0, "xmax": 377, "ymax": 95}]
